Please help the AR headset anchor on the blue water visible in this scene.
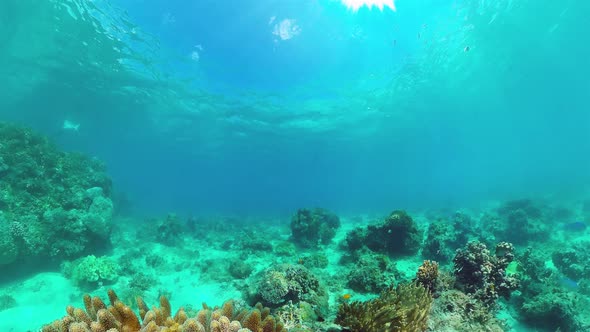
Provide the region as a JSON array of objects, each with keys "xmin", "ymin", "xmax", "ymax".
[{"xmin": 15, "ymin": 0, "xmax": 589, "ymax": 217}]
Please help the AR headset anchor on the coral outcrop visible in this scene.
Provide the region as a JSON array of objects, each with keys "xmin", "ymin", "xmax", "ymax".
[
  {"xmin": 346, "ymin": 252, "xmax": 394, "ymax": 293},
  {"xmin": 252, "ymin": 264, "xmax": 329, "ymax": 319},
  {"xmin": 0, "ymin": 122, "xmax": 113, "ymax": 265},
  {"xmin": 290, "ymin": 208, "xmax": 340, "ymax": 248},
  {"xmin": 61, "ymin": 255, "xmax": 120, "ymax": 288},
  {"xmin": 345, "ymin": 210, "xmax": 422, "ymax": 256},
  {"xmin": 453, "ymin": 241, "xmax": 519, "ymax": 306},
  {"xmin": 422, "ymin": 212, "xmax": 474, "ymax": 262},
  {"xmin": 42, "ymin": 289, "xmax": 287, "ymax": 332},
  {"xmin": 493, "ymin": 199, "xmax": 548, "ymax": 244},
  {"xmin": 551, "ymin": 242, "xmax": 590, "ymax": 281}
]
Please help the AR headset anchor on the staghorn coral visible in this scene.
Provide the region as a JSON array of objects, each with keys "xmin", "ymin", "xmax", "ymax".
[
  {"xmin": 335, "ymin": 282, "xmax": 432, "ymax": 332},
  {"xmin": 42, "ymin": 289, "xmax": 286, "ymax": 332}
]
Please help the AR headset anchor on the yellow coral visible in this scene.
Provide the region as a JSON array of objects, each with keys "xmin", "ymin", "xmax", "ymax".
[
  {"xmin": 42, "ymin": 290, "xmax": 286, "ymax": 332},
  {"xmin": 416, "ymin": 260, "xmax": 439, "ymax": 293},
  {"xmin": 336, "ymin": 282, "xmax": 433, "ymax": 332}
]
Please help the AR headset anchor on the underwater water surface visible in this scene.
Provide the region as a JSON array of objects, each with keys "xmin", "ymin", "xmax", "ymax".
[{"xmin": 0, "ymin": 0, "xmax": 589, "ymax": 331}]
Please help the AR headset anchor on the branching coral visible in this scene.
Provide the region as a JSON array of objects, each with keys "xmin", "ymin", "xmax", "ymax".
[
  {"xmin": 335, "ymin": 282, "xmax": 433, "ymax": 332},
  {"xmin": 41, "ymin": 289, "xmax": 286, "ymax": 332},
  {"xmin": 453, "ymin": 241, "xmax": 519, "ymax": 306},
  {"xmin": 415, "ymin": 260, "xmax": 439, "ymax": 295}
]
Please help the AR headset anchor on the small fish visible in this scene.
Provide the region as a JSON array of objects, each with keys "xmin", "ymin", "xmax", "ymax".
[
  {"xmin": 563, "ymin": 221, "xmax": 587, "ymax": 232},
  {"xmin": 560, "ymin": 277, "xmax": 579, "ymax": 290},
  {"xmin": 342, "ymin": 293, "xmax": 352, "ymax": 300},
  {"xmin": 62, "ymin": 119, "xmax": 80, "ymax": 131}
]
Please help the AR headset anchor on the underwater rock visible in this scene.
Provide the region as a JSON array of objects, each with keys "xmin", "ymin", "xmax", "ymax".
[{"xmin": 290, "ymin": 207, "xmax": 340, "ymax": 248}]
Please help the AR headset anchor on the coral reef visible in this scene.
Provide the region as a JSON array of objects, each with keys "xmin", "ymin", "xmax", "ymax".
[
  {"xmin": 290, "ymin": 208, "xmax": 340, "ymax": 248},
  {"xmin": 273, "ymin": 241, "xmax": 296, "ymax": 257},
  {"xmin": 422, "ymin": 212, "xmax": 477, "ymax": 263},
  {"xmin": 551, "ymin": 242, "xmax": 590, "ymax": 280},
  {"xmin": 514, "ymin": 246, "xmax": 590, "ymax": 331},
  {"xmin": 335, "ymin": 282, "xmax": 432, "ymax": 332},
  {"xmin": 298, "ymin": 253, "xmax": 329, "ymax": 269},
  {"xmin": 152, "ymin": 213, "xmax": 183, "ymax": 245},
  {"xmin": 346, "ymin": 252, "xmax": 394, "ymax": 293},
  {"xmin": 61, "ymin": 255, "xmax": 120, "ymax": 289},
  {"xmin": 275, "ymin": 301, "xmax": 314, "ymax": 331},
  {"xmin": 42, "ymin": 289, "xmax": 287, "ymax": 332},
  {"xmin": 236, "ymin": 230, "xmax": 273, "ymax": 252},
  {"xmin": 421, "ymin": 220, "xmax": 455, "ymax": 263},
  {"xmin": 345, "ymin": 210, "xmax": 422, "ymax": 256},
  {"xmin": 519, "ymin": 287, "xmax": 590, "ymax": 332},
  {"xmin": 427, "ymin": 289, "xmax": 506, "ymax": 331},
  {"xmin": 453, "ymin": 241, "xmax": 519, "ymax": 306},
  {"xmin": 229, "ymin": 259, "xmax": 254, "ymax": 279},
  {"xmin": 0, "ymin": 122, "xmax": 113, "ymax": 265},
  {"xmin": 493, "ymin": 199, "xmax": 549, "ymax": 244},
  {"xmin": 252, "ymin": 264, "xmax": 329, "ymax": 319}
]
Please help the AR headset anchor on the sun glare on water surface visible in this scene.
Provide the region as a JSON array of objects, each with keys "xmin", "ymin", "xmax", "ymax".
[{"xmin": 340, "ymin": 0, "xmax": 396, "ymax": 11}]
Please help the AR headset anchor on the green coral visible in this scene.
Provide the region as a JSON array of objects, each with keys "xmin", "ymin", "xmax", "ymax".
[
  {"xmin": 336, "ymin": 282, "xmax": 433, "ymax": 332},
  {"xmin": 255, "ymin": 264, "xmax": 329, "ymax": 319},
  {"xmin": 290, "ymin": 208, "xmax": 340, "ymax": 248},
  {"xmin": 0, "ymin": 219, "xmax": 18, "ymax": 265},
  {"xmin": 346, "ymin": 210, "xmax": 422, "ymax": 256},
  {"xmin": 0, "ymin": 122, "xmax": 113, "ymax": 265},
  {"xmin": 62, "ymin": 255, "xmax": 119, "ymax": 288}
]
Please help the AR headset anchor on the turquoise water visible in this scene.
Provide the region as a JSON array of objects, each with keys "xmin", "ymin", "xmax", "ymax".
[{"xmin": 1, "ymin": 0, "xmax": 589, "ymax": 331}]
